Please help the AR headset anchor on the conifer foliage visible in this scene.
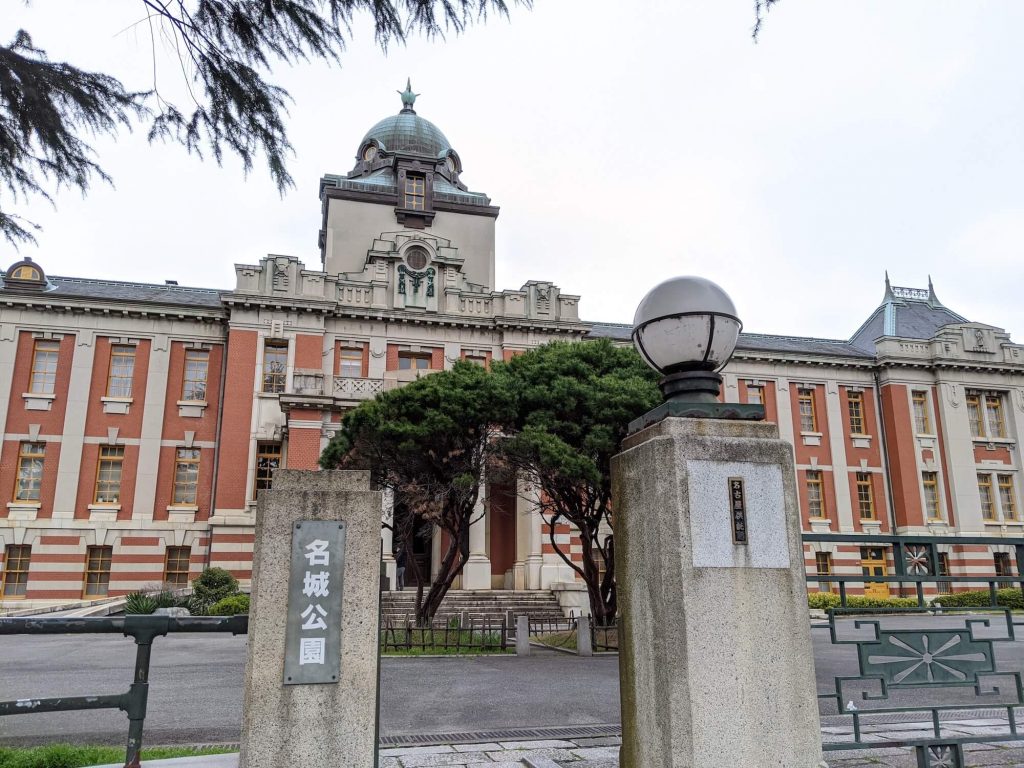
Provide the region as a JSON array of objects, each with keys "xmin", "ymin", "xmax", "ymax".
[{"xmin": 0, "ymin": 0, "xmax": 518, "ymax": 246}]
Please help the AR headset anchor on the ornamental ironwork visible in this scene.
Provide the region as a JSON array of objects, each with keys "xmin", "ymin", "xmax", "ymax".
[
  {"xmin": 397, "ymin": 265, "xmax": 435, "ymax": 297},
  {"xmin": 904, "ymin": 544, "xmax": 933, "ymax": 576}
]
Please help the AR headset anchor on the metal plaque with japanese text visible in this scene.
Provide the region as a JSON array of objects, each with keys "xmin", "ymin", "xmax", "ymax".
[
  {"xmin": 283, "ymin": 520, "xmax": 346, "ymax": 685},
  {"xmin": 728, "ymin": 477, "xmax": 749, "ymax": 545}
]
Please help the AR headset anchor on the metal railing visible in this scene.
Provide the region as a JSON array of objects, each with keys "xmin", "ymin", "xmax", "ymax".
[
  {"xmin": 0, "ymin": 614, "xmax": 247, "ymax": 768},
  {"xmin": 379, "ymin": 617, "xmax": 508, "ymax": 654},
  {"xmin": 804, "ymin": 532, "xmax": 1024, "ymax": 767}
]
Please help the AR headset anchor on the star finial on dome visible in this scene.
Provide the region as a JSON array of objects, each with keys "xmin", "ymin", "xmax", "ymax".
[{"xmin": 397, "ymin": 78, "xmax": 419, "ymax": 114}]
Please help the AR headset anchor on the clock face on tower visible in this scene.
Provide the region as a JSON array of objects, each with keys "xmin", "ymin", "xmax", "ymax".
[
  {"xmin": 363, "ymin": 145, "xmax": 378, "ymax": 162},
  {"xmin": 445, "ymin": 156, "xmax": 456, "ymax": 174}
]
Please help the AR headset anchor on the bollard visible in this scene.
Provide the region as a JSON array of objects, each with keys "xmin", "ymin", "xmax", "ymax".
[
  {"xmin": 576, "ymin": 616, "xmax": 592, "ymax": 657},
  {"xmin": 516, "ymin": 615, "xmax": 530, "ymax": 656}
]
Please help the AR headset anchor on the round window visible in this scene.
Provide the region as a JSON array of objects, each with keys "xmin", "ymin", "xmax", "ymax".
[{"xmin": 405, "ymin": 247, "xmax": 428, "ymax": 271}]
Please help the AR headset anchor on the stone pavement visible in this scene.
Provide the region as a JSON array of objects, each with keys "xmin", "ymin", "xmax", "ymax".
[{"xmin": 90, "ymin": 733, "xmax": 1024, "ymax": 767}]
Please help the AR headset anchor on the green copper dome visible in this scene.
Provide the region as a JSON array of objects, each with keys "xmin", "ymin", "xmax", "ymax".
[
  {"xmin": 359, "ymin": 81, "xmax": 451, "ymax": 158},
  {"xmin": 361, "ymin": 111, "xmax": 451, "ymax": 157}
]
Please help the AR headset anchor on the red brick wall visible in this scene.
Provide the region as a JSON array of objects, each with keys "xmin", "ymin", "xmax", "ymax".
[
  {"xmin": 214, "ymin": 330, "xmax": 258, "ymax": 509},
  {"xmin": 880, "ymin": 384, "xmax": 924, "ymax": 527}
]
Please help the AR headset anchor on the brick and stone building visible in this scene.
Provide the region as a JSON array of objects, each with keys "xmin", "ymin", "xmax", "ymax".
[{"xmin": 2, "ymin": 87, "xmax": 1023, "ymax": 609}]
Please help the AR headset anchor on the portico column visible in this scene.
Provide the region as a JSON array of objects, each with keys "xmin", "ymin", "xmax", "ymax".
[
  {"xmin": 381, "ymin": 487, "xmax": 396, "ymax": 590},
  {"xmin": 525, "ymin": 483, "xmax": 544, "ymax": 590},
  {"xmin": 461, "ymin": 476, "xmax": 492, "ymax": 590},
  {"xmin": 512, "ymin": 474, "xmax": 532, "ymax": 589}
]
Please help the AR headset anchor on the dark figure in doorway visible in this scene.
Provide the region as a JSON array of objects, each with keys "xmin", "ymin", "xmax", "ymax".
[{"xmin": 395, "ymin": 546, "xmax": 407, "ymax": 591}]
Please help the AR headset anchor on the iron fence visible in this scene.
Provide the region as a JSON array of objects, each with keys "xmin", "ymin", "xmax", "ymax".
[
  {"xmin": 805, "ymin": 532, "xmax": 1024, "ymax": 767},
  {"xmin": 378, "ymin": 617, "xmax": 509, "ymax": 654},
  {"xmin": 0, "ymin": 614, "xmax": 247, "ymax": 768}
]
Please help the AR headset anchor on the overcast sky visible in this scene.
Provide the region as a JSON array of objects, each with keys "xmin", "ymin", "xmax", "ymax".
[{"xmin": 5, "ymin": 1, "xmax": 1024, "ymax": 341}]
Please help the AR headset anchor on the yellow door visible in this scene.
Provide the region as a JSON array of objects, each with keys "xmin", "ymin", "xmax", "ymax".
[{"xmin": 861, "ymin": 547, "xmax": 890, "ymax": 599}]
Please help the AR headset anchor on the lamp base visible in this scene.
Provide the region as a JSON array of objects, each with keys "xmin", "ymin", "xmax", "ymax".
[
  {"xmin": 660, "ymin": 370, "xmax": 723, "ymax": 402},
  {"xmin": 628, "ymin": 400, "xmax": 766, "ymax": 435}
]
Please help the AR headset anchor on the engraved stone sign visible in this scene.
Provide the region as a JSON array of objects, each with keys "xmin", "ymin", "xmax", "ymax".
[
  {"xmin": 729, "ymin": 477, "xmax": 748, "ymax": 545},
  {"xmin": 686, "ymin": 459, "xmax": 789, "ymax": 569},
  {"xmin": 283, "ymin": 520, "xmax": 346, "ymax": 685}
]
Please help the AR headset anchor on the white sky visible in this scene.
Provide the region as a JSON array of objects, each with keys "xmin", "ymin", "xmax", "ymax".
[{"xmin": 4, "ymin": 1, "xmax": 1024, "ymax": 341}]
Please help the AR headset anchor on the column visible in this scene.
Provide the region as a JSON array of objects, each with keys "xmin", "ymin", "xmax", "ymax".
[
  {"xmin": 461, "ymin": 477, "xmax": 492, "ymax": 590},
  {"xmin": 132, "ymin": 334, "xmax": 171, "ymax": 523},
  {"xmin": 512, "ymin": 474, "xmax": 531, "ymax": 589},
  {"xmin": 381, "ymin": 487, "xmax": 396, "ymax": 589},
  {"xmin": 526, "ymin": 483, "xmax": 544, "ymax": 590},
  {"xmin": 53, "ymin": 332, "xmax": 96, "ymax": 519},
  {"xmin": 824, "ymin": 381, "xmax": 854, "ymax": 532}
]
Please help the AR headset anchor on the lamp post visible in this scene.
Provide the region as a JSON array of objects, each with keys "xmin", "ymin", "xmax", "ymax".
[
  {"xmin": 611, "ymin": 276, "xmax": 825, "ymax": 768},
  {"xmin": 628, "ymin": 276, "xmax": 764, "ymax": 432}
]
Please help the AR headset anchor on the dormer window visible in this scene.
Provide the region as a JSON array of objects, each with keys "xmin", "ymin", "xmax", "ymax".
[
  {"xmin": 404, "ymin": 174, "xmax": 425, "ymax": 210},
  {"xmin": 3, "ymin": 257, "xmax": 47, "ymax": 292},
  {"xmin": 10, "ymin": 265, "xmax": 40, "ymax": 281}
]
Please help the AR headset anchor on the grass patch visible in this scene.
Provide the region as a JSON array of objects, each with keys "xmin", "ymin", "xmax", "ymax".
[{"xmin": 0, "ymin": 744, "xmax": 235, "ymax": 768}]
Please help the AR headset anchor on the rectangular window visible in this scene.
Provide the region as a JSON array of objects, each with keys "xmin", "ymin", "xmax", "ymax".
[
  {"xmin": 173, "ymin": 448, "xmax": 201, "ymax": 506},
  {"xmin": 83, "ymin": 545, "xmax": 112, "ymax": 597},
  {"xmin": 856, "ymin": 472, "xmax": 875, "ymax": 519},
  {"xmin": 967, "ymin": 393, "xmax": 984, "ymax": 437},
  {"xmin": 29, "ymin": 340, "xmax": 59, "ymax": 395},
  {"xmin": 747, "ymin": 384, "xmax": 765, "ymax": 406},
  {"xmin": 978, "ymin": 473, "xmax": 996, "ymax": 520},
  {"xmin": 798, "ymin": 388, "xmax": 817, "ymax": 432},
  {"xmin": 922, "ymin": 471, "xmax": 941, "ymax": 520},
  {"xmin": 94, "ymin": 445, "xmax": 125, "ymax": 505},
  {"xmin": 107, "ymin": 345, "xmax": 135, "ymax": 398},
  {"xmin": 164, "ymin": 546, "xmax": 191, "ymax": 588},
  {"xmin": 806, "ymin": 470, "xmax": 825, "ymax": 518},
  {"xmin": 986, "ymin": 394, "xmax": 1006, "ymax": 438},
  {"xmin": 398, "ymin": 352, "xmax": 432, "ymax": 371},
  {"xmin": 847, "ymin": 391, "xmax": 864, "ymax": 435},
  {"xmin": 998, "ymin": 474, "xmax": 1018, "ymax": 521},
  {"xmin": 181, "ymin": 349, "xmax": 209, "ymax": 402},
  {"xmin": 262, "ymin": 341, "xmax": 288, "ymax": 393},
  {"xmin": 404, "ymin": 174, "xmax": 425, "ymax": 210},
  {"xmin": 14, "ymin": 442, "xmax": 45, "ymax": 502},
  {"xmin": 338, "ymin": 347, "xmax": 363, "ymax": 378},
  {"xmin": 254, "ymin": 441, "xmax": 282, "ymax": 496},
  {"xmin": 995, "ymin": 552, "xmax": 1014, "ymax": 590},
  {"xmin": 937, "ymin": 553, "xmax": 951, "ymax": 596},
  {"xmin": 912, "ymin": 390, "xmax": 931, "ymax": 434},
  {"xmin": 815, "ymin": 552, "xmax": 833, "ymax": 593},
  {"xmin": 463, "ymin": 354, "xmax": 487, "ymax": 367},
  {"xmin": 1, "ymin": 544, "xmax": 31, "ymax": 598}
]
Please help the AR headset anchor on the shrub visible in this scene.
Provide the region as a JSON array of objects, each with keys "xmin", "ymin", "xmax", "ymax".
[
  {"xmin": 807, "ymin": 593, "xmax": 922, "ymax": 610},
  {"xmin": 192, "ymin": 567, "xmax": 239, "ymax": 606},
  {"xmin": 807, "ymin": 592, "xmax": 841, "ymax": 610},
  {"xmin": 123, "ymin": 592, "xmax": 158, "ymax": 615},
  {"xmin": 931, "ymin": 588, "xmax": 1023, "ymax": 610},
  {"xmin": 208, "ymin": 594, "xmax": 250, "ymax": 616}
]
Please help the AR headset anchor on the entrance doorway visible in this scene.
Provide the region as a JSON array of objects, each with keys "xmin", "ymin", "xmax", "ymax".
[
  {"xmin": 860, "ymin": 547, "xmax": 890, "ymax": 599},
  {"xmin": 393, "ymin": 503, "xmax": 433, "ymax": 589}
]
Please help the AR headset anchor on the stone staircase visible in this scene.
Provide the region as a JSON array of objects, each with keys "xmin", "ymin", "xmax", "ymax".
[{"xmin": 380, "ymin": 589, "xmax": 565, "ymax": 626}]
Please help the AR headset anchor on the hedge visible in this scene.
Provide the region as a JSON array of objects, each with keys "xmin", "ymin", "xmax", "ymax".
[
  {"xmin": 930, "ymin": 588, "xmax": 1023, "ymax": 610},
  {"xmin": 808, "ymin": 592, "xmax": 921, "ymax": 610}
]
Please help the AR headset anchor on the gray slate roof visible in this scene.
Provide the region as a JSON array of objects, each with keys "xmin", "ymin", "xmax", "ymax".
[
  {"xmin": 585, "ymin": 322, "xmax": 874, "ymax": 359},
  {"xmin": 1, "ymin": 274, "xmax": 227, "ymax": 311},
  {"xmin": 849, "ymin": 299, "xmax": 967, "ymax": 353}
]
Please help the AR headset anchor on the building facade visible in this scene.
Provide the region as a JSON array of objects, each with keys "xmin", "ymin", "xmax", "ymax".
[{"xmin": 2, "ymin": 89, "xmax": 1023, "ymax": 608}]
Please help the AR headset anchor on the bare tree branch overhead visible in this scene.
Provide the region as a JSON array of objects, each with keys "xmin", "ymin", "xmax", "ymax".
[
  {"xmin": 0, "ymin": 0, "xmax": 522, "ymax": 247},
  {"xmin": 0, "ymin": 1, "xmax": 781, "ymax": 248}
]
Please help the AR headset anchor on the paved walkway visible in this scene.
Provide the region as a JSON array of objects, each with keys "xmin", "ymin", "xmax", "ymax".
[{"xmin": 90, "ymin": 731, "xmax": 1024, "ymax": 767}]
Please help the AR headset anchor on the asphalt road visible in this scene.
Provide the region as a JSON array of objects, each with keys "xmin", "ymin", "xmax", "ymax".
[{"xmin": 2, "ymin": 614, "xmax": 1024, "ymax": 746}]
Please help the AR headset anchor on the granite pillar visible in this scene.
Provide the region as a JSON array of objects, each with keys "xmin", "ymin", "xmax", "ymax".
[
  {"xmin": 240, "ymin": 470, "xmax": 381, "ymax": 768},
  {"xmin": 611, "ymin": 417, "xmax": 825, "ymax": 768}
]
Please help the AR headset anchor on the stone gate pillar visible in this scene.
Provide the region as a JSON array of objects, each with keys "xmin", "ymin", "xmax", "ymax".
[
  {"xmin": 611, "ymin": 417, "xmax": 824, "ymax": 768},
  {"xmin": 240, "ymin": 469, "xmax": 381, "ymax": 768}
]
